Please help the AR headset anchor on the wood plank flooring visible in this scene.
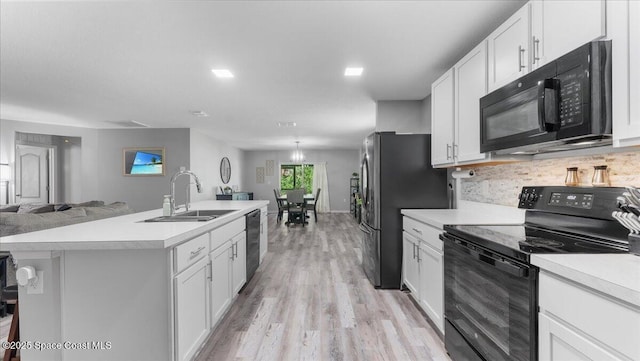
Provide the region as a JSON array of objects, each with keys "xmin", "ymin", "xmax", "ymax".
[{"xmin": 195, "ymin": 213, "xmax": 450, "ymax": 361}]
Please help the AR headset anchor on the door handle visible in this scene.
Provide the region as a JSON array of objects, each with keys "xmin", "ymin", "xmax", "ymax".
[
  {"xmin": 518, "ymin": 45, "xmax": 525, "ymax": 71},
  {"xmin": 532, "ymin": 36, "xmax": 540, "ymax": 65},
  {"xmin": 446, "ymin": 144, "xmax": 452, "ymax": 160},
  {"xmin": 538, "ymin": 78, "xmax": 561, "ymax": 132}
]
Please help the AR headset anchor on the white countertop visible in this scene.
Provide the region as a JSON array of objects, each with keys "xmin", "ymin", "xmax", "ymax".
[
  {"xmin": 0, "ymin": 200, "xmax": 268, "ymax": 251},
  {"xmin": 532, "ymin": 253, "xmax": 640, "ymax": 307},
  {"xmin": 401, "ymin": 201, "xmax": 525, "ymax": 229}
]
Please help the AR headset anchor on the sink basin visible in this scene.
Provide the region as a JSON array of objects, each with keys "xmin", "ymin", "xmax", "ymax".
[
  {"xmin": 178, "ymin": 209, "xmax": 237, "ymax": 217},
  {"xmin": 143, "ymin": 209, "xmax": 237, "ymax": 222}
]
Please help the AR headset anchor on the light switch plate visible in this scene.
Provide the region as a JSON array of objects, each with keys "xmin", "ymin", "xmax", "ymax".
[{"xmin": 27, "ymin": 271, "xmax": 44, "ymax": 294}]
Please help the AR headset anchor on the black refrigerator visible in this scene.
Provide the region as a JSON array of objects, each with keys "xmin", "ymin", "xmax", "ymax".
[{"xmin": 359, "ymin": 132, "xmax": 448, "ymax": 289}]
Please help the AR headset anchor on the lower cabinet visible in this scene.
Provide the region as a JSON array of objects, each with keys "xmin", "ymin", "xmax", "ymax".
[
  {"xmin": 538, "ymin": 271, "xmax": 640, "ymax": 361},
  {"xmin": 209, "ymin": 240, "xmax": 232, "ymax": 328},
  {"xmin": 174, "ymin": 257, "xmax": 210, "ymax": 361},
  {"xmin": 402, "ymin": 216, "xmax": 445, "ymax": 334},
  {"xmin": 260, "ymin": 206, "xmax": 268, "ymax": 262},
  {"xmin": 231, "ymin": 232, "xmax": 247, "ymax": 294}
]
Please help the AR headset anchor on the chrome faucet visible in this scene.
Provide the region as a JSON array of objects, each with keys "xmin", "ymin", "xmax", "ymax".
[{"xmin": 170, "ymin": 169, "xmax": 203, "ymax": 215}]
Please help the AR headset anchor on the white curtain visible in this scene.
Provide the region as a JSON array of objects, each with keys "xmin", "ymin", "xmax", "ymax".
[{"xmin": 312, "ymin": 162, "xmax": 330, "ymax": 213}]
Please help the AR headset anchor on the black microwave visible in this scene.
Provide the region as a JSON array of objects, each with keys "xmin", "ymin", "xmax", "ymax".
[{"xmin": 480, "ymin": 40, "xmax": 611, "ymax": 155}]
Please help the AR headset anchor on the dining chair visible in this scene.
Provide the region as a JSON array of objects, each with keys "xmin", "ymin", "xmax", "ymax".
[
  {"xmin": 285, "ymin": 188, "xmax": 306, "ymax": 226},
  {"xmin": 273, "ymin": 189, "xmax": 287, "ymax": 222},
  {"xmin": 305, "ymin": 188, "xmax": 321, "ymax": 222}
]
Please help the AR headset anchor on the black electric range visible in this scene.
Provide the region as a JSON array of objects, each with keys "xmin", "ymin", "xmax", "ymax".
[{"xmin": 441, "ymin": 186, "xmax": 630, "ymax": 361}]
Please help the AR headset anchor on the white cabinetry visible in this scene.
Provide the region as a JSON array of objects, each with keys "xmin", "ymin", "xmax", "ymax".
[
  {"xmin": 402, "ymin": 232, "xmax": 420, "ymax": 294},
  {"xmin": 209, "ymin": 240, "xmax": 232, "ymax": 328},
  {"xmin": 538, "ymin": 271, "xmax": 640, "ymax": 361},
  {"xmin": 260, "ymin": 205, "xmax": 268, "ymax": 262},
  {"xmin": 431, "ymin": 69, "xmax": 455, "ymax": 166},
  {"xmin": 487, "ymin": 3, "xmax": 530, "ymax": 92},
  {"xmin": 611, "ymin": 0, "xmax": 640, "ymax": 147},
  {"xmin": 174, "ymin": 256, "xmax": 210, "ymax": 361},
  {"xmin": 531, "ymin": 0, "xmax": 606, "ymax": 70},
  {"xmin": 402, "ymin": 216, "xmax": 445, "ymax": 334},
  {"xmin": 431, "ymin": 42, "xmax": 489, "ymax": 167},
  {"xmin": 231, "ymin": 231, "xmax": 247, "ymax": 294}
]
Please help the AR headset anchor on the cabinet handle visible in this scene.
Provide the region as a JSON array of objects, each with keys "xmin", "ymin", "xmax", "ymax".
[
  {"xmin": 412, "ymin": 243, "xmax": 416, "ymax": 260},
  {"xmin": 233, "ymin": 243, "xmax": 238, "ymax": 259},
  {"xmin": 532, "ymin": 37, "xmax": 540, "ymax": 65},
  {"xmin": 412, "ymin": 227, "xmax": 423, "ymax": 235},
  {"xmin": 207, "ymin": 261, "xmax": 212, "ymax": 281},
  {"xmin": 453, "ymin": 143, "xmax": 459, "ymax": 159},
  {"xmin": 518, "ymin": 45, "xmax": 525, "ymax": 71},
  {"xmin": 189, "ymin": 246, "xmax": 205, "ymax": 259},
  {"xmin": 446, "ymin": 144, "xmax": 452, "ymax": 160},
  {"xmin": 416, "ymin": 246, "xmax": 421, "ymax": 263}
]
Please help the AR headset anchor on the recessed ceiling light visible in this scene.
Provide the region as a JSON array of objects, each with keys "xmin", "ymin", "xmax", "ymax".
[
  {"xmin": 277, "ymin": 121, "xmax": 297, "ymax": 128},
  {"xmin": 344, "ymin": 67, "xmax": 364, "ymax": 76},
  {"xmin": 211, "ymin": 69, "xmax": 234, "ymax": 78},
  {"xmin": 189, "ymin": 110, "xmax": 209, "ymax": 117}
]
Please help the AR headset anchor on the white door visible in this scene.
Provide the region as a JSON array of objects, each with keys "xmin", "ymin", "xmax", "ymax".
[
  {"xmin": 487, "ymin": 4, "xmax": 530, "ymax": 91},
  {"xmin": 15, "ymin": 145, "xmax": 51, "ymax": 204},
  {"xmin": 174, "ymin": 257, "xmax": 210, "ymax": 361},
  {"xmin": 531, "ymin": 0, "xmax": 606, "ymax": 69},
  {"xmin": 455, "ymin": 41, "xmax": 488, "ymax": 163},
  {"xmin": 231, "ymin": 233, "xmax": 246, "ymax": 295},
  {"xmin": 402, "ymin": 232, "xmax": 419, "ymax": 294},
  {"xmin": 418, "ymin": 243, "xmax": 444, "ymax": 334},
  {"xmin": 538, "ymin": 313, "xmax": 621, "ymax": 361},
  {"xmin": 612, "ymin": 0, "xmax": 640, "ymax": 147},
  {"xmin": 431, "ymin": 69, "xmax": 455, "ymax": 167},
  {"xmin": 210, "ymin": 241, "xmax": 232, "ymax": 328}
]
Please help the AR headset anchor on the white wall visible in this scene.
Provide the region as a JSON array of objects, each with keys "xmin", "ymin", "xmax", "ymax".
[
  {"xmin": 243, "ymin": 149, "xmax": 360, "ymax": 213},
  {"xmin": 189, "ymin": 129, "xmax": 244, "ymax": 201},
  {"xmin": 376, "ymin": 99, "xmax": 431, "ymax": 134}
]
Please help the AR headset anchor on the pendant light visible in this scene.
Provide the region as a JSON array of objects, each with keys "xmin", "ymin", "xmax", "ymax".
[{"xmin": 291, "ymin": 141, "xmax": 305, "ymax": 162}]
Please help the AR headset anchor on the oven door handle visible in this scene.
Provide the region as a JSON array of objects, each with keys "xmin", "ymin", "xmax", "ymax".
[
  {"xmin": 469, "ymin": 249, "xmax": 530, "ymax": 278},
  {"xmin": 538, "ymin": 78, "xmax": 561, "ymax": 132}
]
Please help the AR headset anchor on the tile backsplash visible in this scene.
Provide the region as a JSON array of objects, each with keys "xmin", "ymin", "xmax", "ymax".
[{"xmin": 461, "ymin": 150, "xmax": 640, "ymax": 207}]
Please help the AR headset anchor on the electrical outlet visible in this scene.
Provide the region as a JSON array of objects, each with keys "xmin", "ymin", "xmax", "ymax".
[{"xmin": 27, "ymin": 271, "xmax": 44, "ymax": 294}]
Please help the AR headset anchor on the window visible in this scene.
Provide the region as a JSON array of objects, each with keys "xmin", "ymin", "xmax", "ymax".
[{"xmin": 280, "ymin": 164, "xmax": 313, "ymax": 193}]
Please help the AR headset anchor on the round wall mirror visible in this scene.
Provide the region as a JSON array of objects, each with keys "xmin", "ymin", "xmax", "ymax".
[{"xmin": 220, "ymin": 157, "xmax": 231, "ymax": 184}]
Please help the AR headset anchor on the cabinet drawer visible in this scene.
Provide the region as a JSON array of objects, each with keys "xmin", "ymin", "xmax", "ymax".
[
  {"xmin": 539, "ymin": 271, "xmax": 640, "ymax": 360},
  {"xmin": 211, "ymin": 217, "xmax": 245, "ymax": 250},
  {"xmin": 403, "ymin": 216, "xmax": 443, "ymax": 251},
  {"xmin": 174, "ymin": 233, "xmax": 209, "ymax": 274}
]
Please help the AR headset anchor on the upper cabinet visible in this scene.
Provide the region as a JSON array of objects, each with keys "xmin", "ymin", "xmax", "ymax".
[
  {"xmin": 455, "ymin": 42, "xmax": 488, "ymax": 163},
  {"xmin": 487, "ymin": 4, "xmax": 530, "ymax": 92},
  {"xmin": 611, "ymin": 0, "xmax": 640, "ymax": 147},
  {"xmin": 432, "ymin": 42, "xmax": 490, "ymax": 168},
  {"xmin": 431, "ymin": 69, "xmax": 455, "ymax": 166}
]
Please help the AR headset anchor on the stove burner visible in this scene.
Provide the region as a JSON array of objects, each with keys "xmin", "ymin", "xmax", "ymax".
[{"xmin": 520, "ymin": 237, "xmax": 564, "ymax": 248}]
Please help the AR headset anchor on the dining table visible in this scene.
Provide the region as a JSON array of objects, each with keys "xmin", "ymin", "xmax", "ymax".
[{"xmin": 277, "ymin": 193, "xmax": 315, "ymax": 203}]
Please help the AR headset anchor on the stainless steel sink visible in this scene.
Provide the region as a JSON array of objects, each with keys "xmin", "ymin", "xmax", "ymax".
[{"xmin": 143, "ymin": 209, "xmax": 237, "ymax": 222}]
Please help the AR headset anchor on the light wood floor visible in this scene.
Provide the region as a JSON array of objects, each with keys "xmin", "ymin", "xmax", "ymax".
[{"xmin": 195, "ymin": 213, "xmax": 450, "ymax": 361}]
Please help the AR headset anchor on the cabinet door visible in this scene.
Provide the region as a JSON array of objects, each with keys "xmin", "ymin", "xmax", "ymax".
[
  {"xmin": 455, "ymin": 41, "xmax": 488, "ymax": 163},
  {"xmin": 402, "ymin": 232, "xmax": 419, "ymax": 295},
  {"xmin": 210, "ymin": 241, "xmax": 232, "ymax": 328},
  {"xmin": 539, "ymin": 313, "xmax": 622, "ymax": 361},
  {"xmin": 487, "ymin": 4, "xmax": 530, "ymax": 91},
  {"xmin": 431, "ymin": 69, "xmax": 455, "ymax": 167},
  {"xmin": 260, "ymin": 215, "xmax": 267, "ymax": 263},
  {"xmin": 418, "ymin": 243, "xmax": 444, "ymax": 334},
  {"xmin": 232, "ymin": 233, "xmax": 247, "ymax": 294},
  {"xmin": 531, "ymin": 0, "xmax": 606, "ymax": 70},
  {"xmin": 174, "ymin": 257, "xmax": 210, "ymax": 361},
  {"xmin": 612, "ymin": 0, "xmax": 640, "ymax": 147}
]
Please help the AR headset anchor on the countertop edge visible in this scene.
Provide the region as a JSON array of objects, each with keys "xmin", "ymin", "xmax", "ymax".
[{"xmin": 531, "ymin": 254, "xmax": 640, "ymax": 308}]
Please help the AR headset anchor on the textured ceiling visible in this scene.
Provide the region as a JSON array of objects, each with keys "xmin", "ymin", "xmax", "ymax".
[{"xmin": 0, "ymin": 1, "xmax": 526, "ymax": 150}]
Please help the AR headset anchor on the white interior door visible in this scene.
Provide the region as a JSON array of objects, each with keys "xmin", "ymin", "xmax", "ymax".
[{"xmin": 15, "ymin": 145, "xmax": 51, "ymax": 204}]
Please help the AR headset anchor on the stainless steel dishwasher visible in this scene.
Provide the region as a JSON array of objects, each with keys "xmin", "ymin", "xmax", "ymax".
[{"xmin": 245, "ymin": 209, "xmax": 261, "ymax": 283}]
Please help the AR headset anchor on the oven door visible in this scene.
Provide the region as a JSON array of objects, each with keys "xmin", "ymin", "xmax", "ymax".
[
  {"xmin": 480, "ymin": 62, "xmax": 559, "ymax": 153},
  {"xmin": 443, "ymin": 233, "xmax": 537, "ymax": 361}
]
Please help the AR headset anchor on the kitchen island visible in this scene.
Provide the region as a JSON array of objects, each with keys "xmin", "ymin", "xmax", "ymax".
[{"xmin": 0, "ymin": 200, "xmax": 268, "ymax": 361}]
